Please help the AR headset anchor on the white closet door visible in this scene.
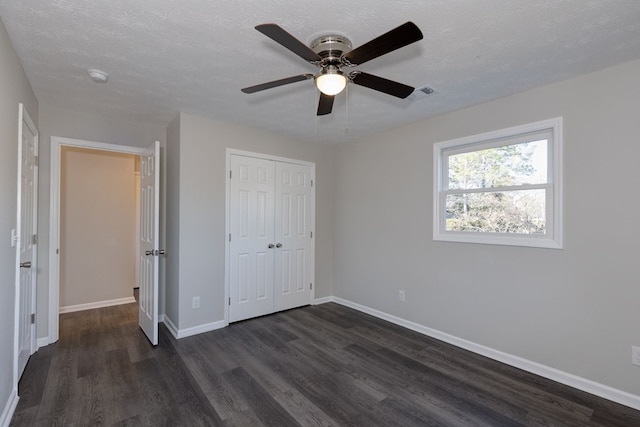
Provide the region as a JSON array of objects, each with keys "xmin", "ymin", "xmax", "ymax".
[
  {"xmin": 229, "ymin": 155, "xmax": 276, "ymax": 322},
  {"xmin": 274, "ymin": 162, "xmax": 314, "ymax": 311}
]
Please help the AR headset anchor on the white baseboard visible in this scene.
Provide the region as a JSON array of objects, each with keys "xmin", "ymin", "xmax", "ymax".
[
  {"xmin": 161, "ymin": 314, "xmax": 226, "ymax": 339},
  {"xmin": 178, "ymin": 320, "xmax": 227, "ymax": 339},
  {"xmin": 59, "ymin": 296, "xmax": 136, "ymax": 314},
  {"xmin": 36, "ymin": 336, "xmax": 50, "ymax": 349},
  {"xmin": 322, "ymin": 296, "xmax": 640, "ymax": 411},
  {"xmin": 313, "ymin": 296, "xmax": 333, "ymax": 305},
  {"xmin": 162, "ymin": 315, "xmax": 179, "ymax": 338},
  {"xmin": 0, "ymin": 390, "xmax": 18, "ymax": 427}
]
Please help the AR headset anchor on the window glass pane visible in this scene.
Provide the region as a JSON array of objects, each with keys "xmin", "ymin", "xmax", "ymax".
[
  {"xmin": 447, "ymin": 139, "xmax": 547, "ymax": 190},
  {"xmin": 445, "ymin": 189, "xmax": 546, "ymax": 234}
]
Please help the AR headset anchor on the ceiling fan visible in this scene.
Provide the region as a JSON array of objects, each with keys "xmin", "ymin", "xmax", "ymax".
[{"xmin": 241, "ymin": 22, "xmax": 423, "ymax": 116}]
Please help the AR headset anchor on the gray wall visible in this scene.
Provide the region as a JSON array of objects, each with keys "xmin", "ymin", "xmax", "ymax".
[
  {"xmin": 0, "ymin": 17, "xmax": 39, "ymax": 421},
  {"xmin": 36, "ymin": 103, "xmax": 167, "ymax": 339},
  {"xmin": 166, "ymin": 113, "xmax": 334, "ymax": 330},
  {"xmin": 165, "ymin": 116, "xmax": 181, "ymax": 324},
  {"xmin": 332, "ymin": 58, "xmax": 640, "ymax": 396}
]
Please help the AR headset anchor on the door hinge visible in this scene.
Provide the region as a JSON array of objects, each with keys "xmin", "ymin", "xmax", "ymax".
[
  {"xmin": 229, "ymin": 233, "xmax": 231, "ymax": 242},
  {"xmin": 56, "ymin": 248, "xmax": 59, "ymax": 255},
  {"xmin": 311, "ymin": 179, "xmax": 313, "ymax": 187},
  {"xmin": 229, "ymin": 170, "xmax": 232, "ymax": 179},
  {"xmin": 310, "ymin": 283, "xmax": 313, "ymax": 290},
  {"xmin": 32, "ymin": 234, "xmax": 37, "ymax": 245},
  {"xmin": 228, "ymin": 297, "xmax": 231, "ymax": 306},
  {"xmin": 34, "ymin": 155, "xmax": 39, "ymax": 167},
  {"xmin": 30, "ymin": 313, "xmax": 35, "ymax": 324},
  {"xmin": 310, "ymin": 231, "xmax": 313, "ymax": 238}
]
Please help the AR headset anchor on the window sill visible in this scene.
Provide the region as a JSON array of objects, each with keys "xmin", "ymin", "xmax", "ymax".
[{"xmin": 433, "ymin": 231, "xmax": 562, "ymax": 249}]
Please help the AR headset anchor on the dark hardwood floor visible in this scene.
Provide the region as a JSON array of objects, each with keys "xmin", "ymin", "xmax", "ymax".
[{"xmin": 11, "ymin": 301, "xmax": 640, "ymax": 426}]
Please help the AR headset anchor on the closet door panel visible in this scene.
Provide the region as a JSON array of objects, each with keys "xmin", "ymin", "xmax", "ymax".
[
  {"xmin": 229, "ymin": 155, "xmax": 275, "ymax": 322},
  {"xmin": 274, "ymin": 162, "xmax": 314, "ymax": 311}
]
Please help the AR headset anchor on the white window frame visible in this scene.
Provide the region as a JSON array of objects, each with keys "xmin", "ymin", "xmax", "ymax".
[{"xmin": 433, "ymin": 117, "xmax": 563, "ymax": 249}]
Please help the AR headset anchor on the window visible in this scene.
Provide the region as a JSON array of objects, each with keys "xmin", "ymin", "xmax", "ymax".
[{"xmin": 433, "ymin": 117, "xmax": 562, "ymax": 248}]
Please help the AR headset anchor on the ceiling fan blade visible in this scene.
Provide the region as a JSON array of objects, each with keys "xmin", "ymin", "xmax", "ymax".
[
  {"xmin": 350, "ymin": 72, "xmax": 415, "ymax": 99},
  {"xmin": 241, "ymin": 74, "xmax": 314, "ymax": 94},
  {"xmin": 342, "ymin": 22, "xmax": 423, "ymax": 66},
  {"xmin": 255, "ymin": 23, "xmax": 322, "ymax": 63},
  {"xmin": 317, "ymin": 93, "xmax": 335, "ymax": 116}
]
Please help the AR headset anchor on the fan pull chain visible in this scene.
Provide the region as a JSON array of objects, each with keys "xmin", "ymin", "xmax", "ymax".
[
  {"xmin": 314, "ymin": 87, "xmax": 319, "ymax": 141},
  {"xmin": 345, "ymin": 83, "xmax": 350, "ymax": 134}
]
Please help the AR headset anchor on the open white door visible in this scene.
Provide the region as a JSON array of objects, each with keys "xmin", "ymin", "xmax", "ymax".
[
  {"xmin": 139, "ymin": 141, "xmax": 160, "ymax": 345},
  {"xmin": 15, "ymin": 104, "xmax": 38, "ymax": 379}
]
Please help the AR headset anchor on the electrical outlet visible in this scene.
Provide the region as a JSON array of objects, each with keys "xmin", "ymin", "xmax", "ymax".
[
  {"xmin": 192, "ymin": 296, "xmax": 200, "ymax": 309},
  {"xmin": 398, "ymin": 290, "xmax": 406, "ymax": 302},
  {"xmin": 632, "ymin": 346, "xmax": 640, "ymax": 366}
]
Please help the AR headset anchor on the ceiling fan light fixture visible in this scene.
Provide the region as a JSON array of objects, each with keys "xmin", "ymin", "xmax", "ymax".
[
  {"xmin": 315, "ymin": 66, "xmax": 347, "ymax": 96},
  {"xmin": 242, "ymin": 22, "xmax": 424, "ymax": 116}
]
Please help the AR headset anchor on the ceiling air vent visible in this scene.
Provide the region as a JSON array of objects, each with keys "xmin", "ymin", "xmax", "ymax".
[{"xmin": 408, "ymin": 85, "xmax": 437, "ymax": 101}]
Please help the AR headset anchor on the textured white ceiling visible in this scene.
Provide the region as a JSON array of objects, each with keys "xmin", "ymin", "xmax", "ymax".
[{"xmin": 2, "ymin": 1, "xmax": 640, "ymax": 144}]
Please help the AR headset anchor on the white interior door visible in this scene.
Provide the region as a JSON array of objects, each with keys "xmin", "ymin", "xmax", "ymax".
[
  {"xmin": 274, "ymin": 162, "xmax": 314, "ymax": 311},
  {"xmin": 16, "ymin": 104, "xmax": 38, "ymax": 378},
  {"xmin": 139, "ymin": 141, "xmax": 160, "ymax": 345},
  {"xmin": 229, "ymin": 155, "xmax": 275, "ymax": 322}
]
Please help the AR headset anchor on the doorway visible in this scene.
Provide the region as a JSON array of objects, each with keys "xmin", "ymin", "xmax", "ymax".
[
  {"xmin": 48, "ymin": 137, "xmax": 159, "ymax": 344},
  {"xmin": 58, "ymin": 146, "xmax": 139, "ymax": 313}
]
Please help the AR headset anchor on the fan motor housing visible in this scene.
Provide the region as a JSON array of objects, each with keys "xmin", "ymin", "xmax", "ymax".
[{"xmin": 311, "ymin": 35, "xmax": 352, "ymax": 65}]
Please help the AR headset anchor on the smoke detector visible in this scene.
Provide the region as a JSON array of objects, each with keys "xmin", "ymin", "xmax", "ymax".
[{"xmin": 87, "ymin": 69, "xmax": 109, "ymax": 83}]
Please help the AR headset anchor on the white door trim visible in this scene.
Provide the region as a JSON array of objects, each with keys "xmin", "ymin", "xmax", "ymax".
[
  {"xmin": 224, "ymin": 148, "xmax": 316, "ymax": 324},
  {"xmin": 48, "ymin": 137, "xmax": 145, "ymax": 344}
]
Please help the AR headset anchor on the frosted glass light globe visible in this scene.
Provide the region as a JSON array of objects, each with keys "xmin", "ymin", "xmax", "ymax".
[{"xmin": 316, "ymin": 71, "xmax": 347, "ymax": 96}]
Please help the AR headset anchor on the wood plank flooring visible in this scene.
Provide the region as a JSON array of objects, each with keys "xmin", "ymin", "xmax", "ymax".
[{"xmin": 11, "ymin": 301, "xmax": 640, "ymax": 426}]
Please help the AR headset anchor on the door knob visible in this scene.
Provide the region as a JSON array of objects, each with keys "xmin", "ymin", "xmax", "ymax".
[
  {"xmin": 145, "ymin": 249, "xmax": 166, "ymax": 256},
  {"xmin": 275, "ymin": 243, "xmax": 282, "ymax": 248},
  {"xmin": 20, "ymin": 261, "xmax": 32, "ymax": 268},
  {"xmin": 267, "ymin": 243, "xmax": 275, "ymax": 249}
]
